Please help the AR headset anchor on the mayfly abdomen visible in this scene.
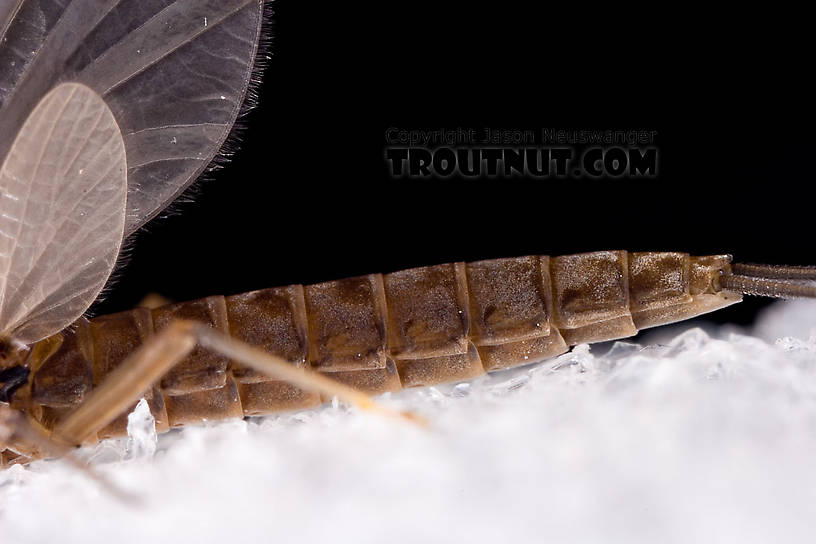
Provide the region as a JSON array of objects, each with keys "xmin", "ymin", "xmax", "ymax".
[{"xmin": 16, "ymin": 250, "xmax": 741, "ymax": 440}]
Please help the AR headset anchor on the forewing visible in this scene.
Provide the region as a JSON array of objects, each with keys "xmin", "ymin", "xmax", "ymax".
[
  {"xmin": 0, "ymin": 0, "xmax": 264, "ymax": 235},
  {"xmin": 0, "ymin": 82, "xmax": 127, "ymax": 345}
]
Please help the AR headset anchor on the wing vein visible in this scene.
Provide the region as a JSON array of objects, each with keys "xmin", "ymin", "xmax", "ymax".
[{"xmin": 0, "ymin": 84, "xmax": 78, "ymax": 308}]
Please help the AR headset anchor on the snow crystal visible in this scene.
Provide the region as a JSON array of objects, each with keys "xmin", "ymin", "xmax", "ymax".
[{"xmin": 3, "ymin": 301, "xmax": 816, "ymax": 543}]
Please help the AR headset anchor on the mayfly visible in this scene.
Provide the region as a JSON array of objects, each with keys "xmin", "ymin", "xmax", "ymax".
[{"xmin": 1, "ymin": 1, "xmax": 816, "ymax": 470}]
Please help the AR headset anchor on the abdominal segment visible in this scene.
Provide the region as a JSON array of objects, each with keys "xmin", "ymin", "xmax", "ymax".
[{"xmin": 17, "ymin": 251, "xmax": 738, "ymax": 440}]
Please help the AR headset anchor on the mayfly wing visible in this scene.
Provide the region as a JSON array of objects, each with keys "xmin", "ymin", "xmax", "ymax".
[
  {"xmin": 0, "ymin": 82, "xmax": 127, "ymax": 345},
  {"xmin": 0, "ymin": 0, "xmax": 265, "ymax": 235}
]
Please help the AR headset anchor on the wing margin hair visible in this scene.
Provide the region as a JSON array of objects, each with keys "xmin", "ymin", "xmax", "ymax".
[{"xmin": 0, "ymin": 0, "xmax": 265, "ymax": 235}]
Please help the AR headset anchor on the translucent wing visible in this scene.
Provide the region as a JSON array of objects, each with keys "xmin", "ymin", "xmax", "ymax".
[
  {"xmin": 0, "ymin": 82, "xmax": 126, "ymax": 345},
  {"xmin": 0, "ymin": 0, "xmax": 264, "ymax": 235}
]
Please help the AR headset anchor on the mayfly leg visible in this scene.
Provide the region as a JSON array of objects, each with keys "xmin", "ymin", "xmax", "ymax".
[
  {"xmin": 0, "ymin": 404, "xmax": 136, "ymax": 502},
  {"xmin": 1, "ymin": 404, "xmax": 66, "ymax": 461},
  {"xmin": 53, "ymin": 320, "xmax": 424, "ymax": 448}
]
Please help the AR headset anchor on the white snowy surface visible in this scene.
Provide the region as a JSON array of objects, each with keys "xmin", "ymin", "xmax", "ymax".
[{"xmin": 4, "ymin": 301, "xmax": 816, "ymax": 543}]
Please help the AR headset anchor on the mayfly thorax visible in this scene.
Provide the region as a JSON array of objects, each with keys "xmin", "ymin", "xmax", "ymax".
[{"xmin": 2, "ymin": 1, "xmax": 816, "ymax": 469}]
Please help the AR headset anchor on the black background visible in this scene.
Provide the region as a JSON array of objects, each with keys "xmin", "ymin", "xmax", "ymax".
[{"xmin": 93, "ymin": 5, "xmax": 815, "ymax": 330}]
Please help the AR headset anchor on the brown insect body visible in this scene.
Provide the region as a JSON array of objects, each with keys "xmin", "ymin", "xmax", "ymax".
[{"xmin": 0, "ymin": 250, "xmax": 739, "ymax": 465}]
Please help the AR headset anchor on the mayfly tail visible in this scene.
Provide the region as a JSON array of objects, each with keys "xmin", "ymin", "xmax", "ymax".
[
  {"xmin": 723, "ymin": 262, "xmax": 816, "ymax": 299},
  {"xmin": 731, "ymin": 263, "xmax": 816, "ymax": 281}
]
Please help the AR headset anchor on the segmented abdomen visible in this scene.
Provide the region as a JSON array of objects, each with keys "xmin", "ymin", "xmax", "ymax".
[{"xmin": 19, "ymin": 251, "xmax": 739, "ymax": 439}]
